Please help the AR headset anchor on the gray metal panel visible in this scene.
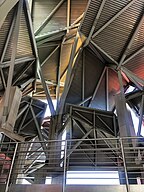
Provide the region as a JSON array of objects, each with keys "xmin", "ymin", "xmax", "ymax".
[
  {"xmin": 33, "ymin": 0, "xmax": 60, "ymax": 32},
  {"xmin": 60, "ymin": 43, "xmax": 72, "ymax": 78},
  {"xmin": 4, "ymin": 8, "xmax": 33, "ymax": 62},
  {"xmin": 91, "ymin": 72, "xmax": 106, "ymax": 110},
  {"xmin": 0, "ymin": 7, "xmax": 15, "ymax": 60},
  {"xmin": 65, "ymin": 51, "xmax": 83, "ymax": 104},
  {"xmin": 124, "ymin": 49, "xmax": 144, "ymax": 80},
  {"xmin": 108, "ymin": 68, "xmax": 121, "ymax": 111},
  {"xmin": 41, "ymin": 1, "xmax": 67, "ymax": 34},
  {"xmin": 38, "ymin": 45, "xmax": 58, "ymax": 64},
  {"xmin": 94, "ymin": 0, "xmax": 133, "ymax": 32},
  {"xmin": 42, "ymin": 48, "xmax": 60, "ymax": 82},
  {"xmin": 126, "ymin": 20, "xmax": 144, "ymax": 57},
  {"xmin": 80, "ymin": 0, "xmax": 102, "ymax": 37},
  {"xmin": 14, "ymin": 96, "xmax": 47, "ymax": 140},
  {"xmin": 65, "ymin": 48, "xmax": 105, "ymax": 105},
  {"xmin": 93, "ymin": 1, "xmax": 144, "ymax": 61},
  {"xmin": 70, "ymin": 0, "xmax": 88, "ymax": 25},
  {"xmin": 33, "ymin": 0, "xmax": 67, "ymax": 35},
  {"xmin": 84, "ymin": 48, "xmax": 105, "ymax": 99}
]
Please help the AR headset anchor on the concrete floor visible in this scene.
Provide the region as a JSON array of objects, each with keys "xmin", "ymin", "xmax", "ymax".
[{"xmin": 7, "ymin": 184, "xmax": 144, "ymax": 192}]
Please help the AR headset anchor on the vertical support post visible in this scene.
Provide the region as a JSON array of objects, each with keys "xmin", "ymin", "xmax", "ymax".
[
  {"xmin": 82, "ymin": 49, "xmax": 85, "ymax": 106},
  {"xmin": 58, "ymin": 33, "xmax": 79, "ymax": 113},
  {"xmin": 106, "ymin": 67, "xmax": 109, "ymax": 111},
  {"xmin": 113, "ymin": 115, "xmax": 117, "ymax": 137},
  {"xmin": 37, "ymin": 61, "xmax": 55, "ymax": 116},
  {"xmin": 116, "ymin": 71, "xmax": 136, "ymax": 146},
  {"xmin": 120, "ymin": 138, "xmax": 129, "ymax": 192},
  {"xmin": 56, "ymin": 43, "xmax": 63, "ymax": 110},
  {"xmin": 63, "ymin": 140, "xmax": 67, "ymax": 192},
  {"xmin": 67, "ymin": 0, "xmax": 71, "ymax": 33},
  {"xmin": 5, "ymin": 142, "xmax": 18, "ymax": 192},
  {"xmin": 137, "ymin": 95, "xmax": 144, "ymax": 136}
]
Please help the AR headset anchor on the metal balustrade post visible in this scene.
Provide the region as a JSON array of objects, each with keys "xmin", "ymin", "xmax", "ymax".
[
  {"xmin": 120, "ymin": 138, "xmax": 129, "ymax": 192},
  {"xmin": 63, "ymin": 140, "xmax": 67, "ymax": 192},
  {"xmin": 5, "ymin": 142, "xmax": 18, "ymax": 192}
]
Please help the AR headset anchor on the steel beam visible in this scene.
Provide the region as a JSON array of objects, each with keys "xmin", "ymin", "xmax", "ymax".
[
  {"xmin": 91, "ymin": 40, "xmax": 118, "ymax": 65},
  {"xmin": 116, "ymin": 71, "xmax": 136, "ymax": 146},
  {"xmin": 0, "ymin": 14, "xmax": 16, "ymax": 63},
  {"xmin": 37, "ymin": 61, "xmax": 55, "ymax": 116},
  {"xmin": 30, "ymin": 106, "xmax": 48, "ymax": 158},
  {"xmin": 1, "ymin": 56, "xmax": 35, "ymax": 67},
  {"xmin": 0, "ymin": 69, "xmax": 6, "ymax": 89},
  {"xmin": 73, "ymin": 119, "xmax": 94, "ymax": 147},
  {"xmin": 1, "ymin": 0, "xmax": 23, "ymax": 125},
  {"xmin": 122, "ymin": 67, "xmax": 144, "ymax": 88},
  {"xmin": 71, "ymin": 13, "xmax": 84, "ymax": 26},
  {"xmin": 67, "ymin": 0, "xmax": 71, "ymax": 33},
  {"xmin": 89, "ymin": 67, "xmax": 106, "ymax": 107},
  {"xmin": 25, "ymin": 0, "xmax": 55, "ymax": 117},
  {"xmin": 122, "ymin": 46, "xmax": 144, "ymax": 65},
  {"xmin": 64, "ymin": 128, "xmax": 93, "ymax": 159},
  {"xmin": 85, "ymin": 0, "xmax": 106, "ymax": 45},
  {"xmin": 35, "ymin": 0, "xmax": 66, "ymax": 36},
  {"xmin": 56, "ymin": 42, "xmax": 64, "ymax": 110},
  {"xmin": 97, "ymin": 115, "xmax": 114, "ymax": 135},
  {"xmin": 0, "ymin": 127, "xmax": 24, "ymax": 141},
  {"xmin": 41, "ymin": 45, "xmax": 60, "ymax": 67},
  {"xmin": 117, "ymin": 12, "xmax": 144, "ymax": 69},
  {"xmin": 92, "ymin": 0, "xmax": 138, "ymax": 38},
  {"xmin": 82, "ymin": 49, "xmax": 85, "ymax": 105},
  {"xmin": 57, "ymin": 34, "xmax": 79, "ymax": 115},
  {"xmin": 0, "ymin": 0, "xmax": 19, "ymax": 29},
  {"xmin": 13, "ymin": 61, "xmax": 35, "ymax": 85},
  {"xmin": 77, "ymin": 96, "xmax": 92, "ymax": 106},
  {"xmin": 137, "ymin": 95, "xmax": 144, "ymax": 136},
  {"xmin": 106, "ymin": 67, "xmax": 109, "ymax": 110}
]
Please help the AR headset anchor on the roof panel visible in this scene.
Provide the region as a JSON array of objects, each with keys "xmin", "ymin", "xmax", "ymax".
[
  {"xmin": 70, "ymin": 0, "xmax": 88, "ymax": 25},
  {"xmin": 95, "ymin": 0, "xmax": 133, "ymax": 32},
  {"xmin": 4, "ymin": 7, "xmax": 33, "ymax": 62},
  {"xmin": 33, "ymin": 0, "xmax": 60, "ymax": 32},
  {"xmin": 124, "ymin": 49, "xmax": 144, "ymax": 80},
  {"xmin": 79, "ymin": 0, "xmax": 102, "ymax": 37},
  {"xmin": 93, "ymin": 1, "xmax": 144, "ymax": 61}
]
